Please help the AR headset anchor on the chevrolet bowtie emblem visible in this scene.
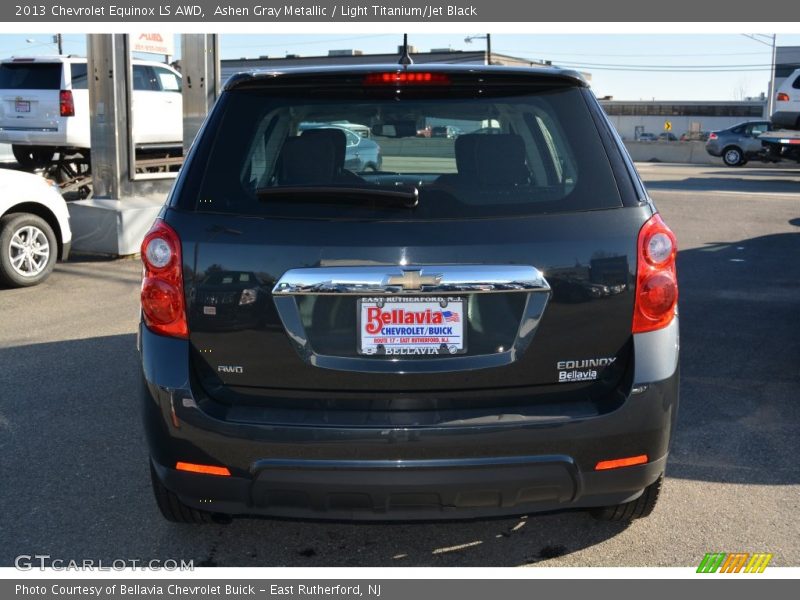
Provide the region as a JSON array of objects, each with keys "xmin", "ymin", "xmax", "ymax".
[{"xmin": 387, "ymin": 270, "xmax": 442, "ymax": 290}]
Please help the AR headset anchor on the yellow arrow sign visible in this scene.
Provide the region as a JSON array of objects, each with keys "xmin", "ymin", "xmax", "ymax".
[{"xmin": 664, "ymin": 121, "xmax": 672, "ymax": 131}]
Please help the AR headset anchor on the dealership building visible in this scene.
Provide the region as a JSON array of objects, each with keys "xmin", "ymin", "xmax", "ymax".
[
  {"xmin": 599, "ymin": 99, "xmax": 767, "ymax": 140},
  {"xmin": 220, "ymin": 47, "xmax": 561, "ymax": 82}
]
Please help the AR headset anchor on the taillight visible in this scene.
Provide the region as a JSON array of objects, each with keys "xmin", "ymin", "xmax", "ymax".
[
  {"xmin": 141, "ymin": 220, "xmax": 188, "ymax": 339},
  {"xmin": 708, "ymin": 132, "xmax": 718, "ymax": 140},
  {"xmin": 633, "ymin": 213, "xmax": 678, "ymax": 333},
  {"xmin": 777, "ymin": 92, "xmax": 790, "ymax": 102},
  {"xmin": 364, "ymin": 72, "xmax": 451, "ymax": 86},
  {"xmin": 59, "ymin": 90, "xmax": 74, "ymax": 117}
]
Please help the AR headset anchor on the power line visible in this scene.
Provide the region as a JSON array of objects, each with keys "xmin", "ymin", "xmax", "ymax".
[
  {"xmin": 511, "ymin": 49, "xmax": 769, "ymax": 58},
  {"xmin": 220, "ymin": 34, "xmax": 393, "ymax": 50}
]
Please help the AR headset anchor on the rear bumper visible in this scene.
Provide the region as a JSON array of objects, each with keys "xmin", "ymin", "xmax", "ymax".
[
  {"xmin": 704, "ymin": 141, "xmax": 722, "ymax": 156},
  {"xmin": 141, "ymin": 324, "xmax": 679, "ymax": 521}
]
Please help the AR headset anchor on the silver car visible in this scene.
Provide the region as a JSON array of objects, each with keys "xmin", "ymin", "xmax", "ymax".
[{"xmin": 705, "ymin": 120, "xmax": 771, "ymax": 167}]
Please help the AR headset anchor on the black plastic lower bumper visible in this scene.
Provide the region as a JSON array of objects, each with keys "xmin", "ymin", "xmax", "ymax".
[{"xmin": 141, "ymin": 325, "xmax": 678, "ymax": 521}]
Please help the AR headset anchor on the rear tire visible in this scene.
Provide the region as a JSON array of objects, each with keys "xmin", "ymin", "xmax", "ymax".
[
  {"xmin": 590, "ymin": 475, "xmax": 663, "ymax": 521},
  {"xmin": 149, "ymin": 462, "xmax": 212, "ymax": 524},
  {"xmin": 0, "ymin": 213, "xmax": 58, "ymax": 288},
  {"xmin": 12, "ymin": 145, "xmax": 55, "ymax": 170},
  {"xmin": 722, "ymin": 146, "xmax": 744, "ymax": 167}
]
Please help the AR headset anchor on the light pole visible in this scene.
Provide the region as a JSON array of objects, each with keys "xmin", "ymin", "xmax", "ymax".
[
  {"xmin": 25, "ymin": 35, "xmax": 63, "ymax": 54},
  {"xmin": 465, "ymin": 34, "xmax": 492, "ymax": 65},
  {"xmin": 742, "ymin": 33, "xmax": 777, "ymax": 118}
]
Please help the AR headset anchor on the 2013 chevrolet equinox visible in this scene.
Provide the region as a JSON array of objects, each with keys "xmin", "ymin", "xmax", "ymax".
[{"xmin": 139, "ymin": 65, "xmax": 679, "ymax": 523}]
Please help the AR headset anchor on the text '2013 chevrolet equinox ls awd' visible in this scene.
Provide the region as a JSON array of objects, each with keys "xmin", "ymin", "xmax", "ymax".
[{"xmin": 139, "ymin": 65, "xmax": 679, "ymax": 524}]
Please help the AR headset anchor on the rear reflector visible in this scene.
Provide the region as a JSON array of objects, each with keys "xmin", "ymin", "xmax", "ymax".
[
  {"xmin": 364, "ymin": 72, "xmax": 451, "ymax": 86},
  {"xmin": 777, "ymin": 92, "xmax": 790, "ymax": 102},
  {"xmin": 59, "ymin": 90, "xmax": 75, "ymax": 117},
  {"xmin": 175, "ymin": 462, "xmax": 231, "ymax": 477},
  {"xmin": 595, "ymin": 455, "xmax": 649, "ymax": 471}
]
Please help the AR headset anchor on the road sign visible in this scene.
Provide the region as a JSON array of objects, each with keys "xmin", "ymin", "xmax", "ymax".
[{"xmin": 664, "ymin": 121, "xmax": 673, "ymax": 131}]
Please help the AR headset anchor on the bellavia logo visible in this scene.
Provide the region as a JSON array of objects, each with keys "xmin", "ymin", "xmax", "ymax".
[{"xmin": 696, "ymin": 552, "xmax": 773, "ymax": 573}]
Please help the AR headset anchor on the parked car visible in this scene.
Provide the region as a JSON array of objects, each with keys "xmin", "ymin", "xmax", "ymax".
[
  {"xmin": 0, "ymin": 56, "xmax": 182, "ymax": 169},
  {"xmin": 0, "ymin": 168, "xmax": 71, "ymax": 286},
  {"xmin": 705, "ymin": 120, "xmax": 771, "ymax": 166},
  {"xmin": 140, "ymin": 65, "xmax": 679, "ymax": 524},
  {"xmin": 679, "ymin": 131, "xmax": 710, "ymax": 142},
  {"xmin": 637, "ymin": 132, "xmax": 657, "ymax": 142},
  {"xmin": 657, "ymin": 132, "xmax": 678, "ymax": 142},
  {"xmin": 771, "ymin": 68, "xmax": 800, "ymax": 130},
  {"xmin": 431, "ymin": 125, "xmax": 461, "ymax": 139}
]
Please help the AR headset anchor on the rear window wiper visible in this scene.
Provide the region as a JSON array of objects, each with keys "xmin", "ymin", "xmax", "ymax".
[{"xmin": 255, "ymin": 184, "xmax": 419, "ymax": 209}]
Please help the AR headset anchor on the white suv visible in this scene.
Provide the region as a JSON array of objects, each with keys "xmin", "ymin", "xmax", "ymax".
[
  {"xmin": 772, "ymin": 68, "xmax": 800, "ymax": 130},
  {"xmin": 0, "ymin": 56, "xmax": 182, "ymax": 168}
]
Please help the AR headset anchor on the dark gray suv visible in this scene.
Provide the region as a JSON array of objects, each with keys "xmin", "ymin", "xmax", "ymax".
[{"xmin": 139, "ymin": 65, "xmax": 680, "ymax": 524}]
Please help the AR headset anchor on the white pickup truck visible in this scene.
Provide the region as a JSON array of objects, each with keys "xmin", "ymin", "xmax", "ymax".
[{"xmin": 0, "ymin": 56, "xmax": 182, "ymax": 169}]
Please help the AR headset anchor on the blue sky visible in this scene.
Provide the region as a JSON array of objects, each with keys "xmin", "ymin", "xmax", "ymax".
[{"xmin": 3, "ymin": 33, "xmax": 798, "ymax": 101}]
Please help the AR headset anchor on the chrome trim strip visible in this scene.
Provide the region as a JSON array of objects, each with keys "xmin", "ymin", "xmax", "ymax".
[
  {"xmin": 271, "ymin": 266, "xmax": 551, "ymax": 374},
  {"xmin": 272, "ymin": 265, "xmax": 550, "ymax": 296}
]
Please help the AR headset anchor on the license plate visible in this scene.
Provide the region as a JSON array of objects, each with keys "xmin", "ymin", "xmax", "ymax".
[
  {"xmin": 15, "ymin": 100, "xmax": 30, "ymax": 113},
  {"xmin": 358, "ymin": 297, "xmax": 466, "ymax": 356}
]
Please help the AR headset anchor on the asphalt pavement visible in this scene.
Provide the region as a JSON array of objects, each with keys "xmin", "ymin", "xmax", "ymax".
[{"xmin": 0, "ymin": 164, "xmax": 798, "ymax": 567}]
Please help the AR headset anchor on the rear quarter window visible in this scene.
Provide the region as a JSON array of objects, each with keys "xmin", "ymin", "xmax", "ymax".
[
  {"xmin": 0, "ymin": 62, "xmax": 61, "ymax": 90},
  {"xmin": 69, "ymin": 63, "xmax": 88, "ymax": 90},
  {"xmin": 180, "ymin": 81, "xmax": 623, "ymax": 220}
]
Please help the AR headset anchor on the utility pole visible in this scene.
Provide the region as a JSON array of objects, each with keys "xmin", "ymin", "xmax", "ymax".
[
  {"xmin": 767, "ymin": 34, "xmax": 777, "ymax": 119},
  {"xmin": 54, "ymin": 34, "xmax": 63, "ymax": 55},
  {"xmin": 465, "ymin": 34, "xmax": 492, "ymax": 65}
]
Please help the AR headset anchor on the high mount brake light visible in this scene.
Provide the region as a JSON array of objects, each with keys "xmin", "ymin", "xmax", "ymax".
[
  {"xmin": 140, "ymin": 220, "xmax": 188, "ymax": 339},
  {"xmin": 363, "ymin": 72, "xmax": 451, "ymax": 86},
  {"xmin": 59, "ymin": 90, "xmax": 74, "ymax": 117},
  {"xmin": 633, "ymin": 213, "xmax": 678, "ymax": 334}
]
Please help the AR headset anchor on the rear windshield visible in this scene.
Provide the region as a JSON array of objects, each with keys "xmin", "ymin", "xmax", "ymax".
[
  {"xmin": 183, "ymin": 82, "xmax": 622, "ymax": 219},
  {"xmin": 0, "ymin": 63, "xmax": 61, "ymax": 90}
]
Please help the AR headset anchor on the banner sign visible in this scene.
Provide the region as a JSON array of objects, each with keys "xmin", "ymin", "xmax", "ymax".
[{"xmin": 131, "ymin": 32, "xmax": 175, "ymax": 56}]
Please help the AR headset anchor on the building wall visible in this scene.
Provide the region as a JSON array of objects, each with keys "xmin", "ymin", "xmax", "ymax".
[
  {"xmin": 220, "ymin": 51, "xmax": 543, "ymax": 85},
  {"xmin": 599, "ymin": 101, "xmax": 766, "ymax": 139},
  {"xmin": 605, "ymin": 115, "xmax": 766, "ymax": 139}
]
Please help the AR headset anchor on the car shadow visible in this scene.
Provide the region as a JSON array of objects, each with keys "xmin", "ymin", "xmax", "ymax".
[
  {"xmin": 701, "ymin": 169, "xmax": 800, "ymax": 177},
  {"xmin": 645, "ymin": 177, "xmax": 800, "ymax": 194},
  {"xmin": 667, "ymin": 227, "xmax": 800, "ymax": 486}
]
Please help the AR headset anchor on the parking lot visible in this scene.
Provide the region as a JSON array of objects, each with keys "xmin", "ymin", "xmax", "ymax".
[{"xmin": 0, "ymin": 163, "xmax": 798, "ymax": 567}]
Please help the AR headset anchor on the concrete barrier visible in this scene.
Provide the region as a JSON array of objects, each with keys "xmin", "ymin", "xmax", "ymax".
[
  {"xmin": 623, "ymin": 141, "xmax": 723, "ymax": 165},
  {"xmin": 377, "ymin": 137, "xmax": 726, "ymax": 165}
]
